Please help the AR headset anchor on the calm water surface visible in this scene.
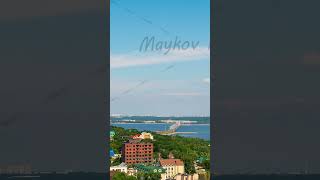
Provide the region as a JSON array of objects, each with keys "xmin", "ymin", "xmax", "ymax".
[{"xmin": 112, "ymin": 123, "xmax": 210, "ymax": 140}]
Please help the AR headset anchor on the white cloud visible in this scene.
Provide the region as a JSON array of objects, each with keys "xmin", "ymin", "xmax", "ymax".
[
  {"xmin": 162, "ymin": 92, "xmax": 204, "ymax": 96},
  {"xmin": 111, "ymin": 47, "xmax": 209, "ymax": 69},
  {"xmin": 203, "ymin": 77, "xmax": 210, "ymax": 84}
]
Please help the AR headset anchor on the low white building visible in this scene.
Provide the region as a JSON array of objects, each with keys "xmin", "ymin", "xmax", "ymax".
[
  {"xmin": 110, "ymin": 162, "xmax": 127, "ymax": 173},
  {"xmin": 140, "ymin": 132, "xmax": 154, "ymax": 140},
  {"xmin": 113, "ymin": 154, "xmax": 122, "ymax": 158},
  {"xmin": 160, "ymin": 159, "xmax": 184, "ymax": 180},
  {"xmin": 132, "ymin": 132, "xmax": 154, "ymax": 140},
  {"xmin": 127, "ymin": 167, "xmax": 138, "ymax": 176},
  {"xmin": 175, "ymin": 173, "xmax": 199, "ymax": 180}
]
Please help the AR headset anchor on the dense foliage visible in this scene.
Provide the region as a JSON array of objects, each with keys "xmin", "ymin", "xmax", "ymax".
[
  {"xmin": 112, "ymin": 171, "xmax": 161, "ymax": 180},
  {"xmin": 137, "ymin": 172, "xmax": 161, "ymax": 180},
  {"xmin": 112, "ymin": 172, "xmax": 137, "ymax": 180},
  {"xmin": 110, "ymin": 126, "xmax": 141, "ymax": 154},
  {"xmin": 199, "ymin": 159, "xmax": 210, "ymax": 170},
  {"xmin": 110, "ymin": 157, "xmax": 121, "ymax": 166},
  {"xmin": 110, "ymin": 126, "xmax": 210, "ymax": 174}
]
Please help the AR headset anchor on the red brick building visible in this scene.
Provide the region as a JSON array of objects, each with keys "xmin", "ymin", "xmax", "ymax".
[{"xmin": 121, "ymin": 140, "xmax": 153, "ymax": 164}]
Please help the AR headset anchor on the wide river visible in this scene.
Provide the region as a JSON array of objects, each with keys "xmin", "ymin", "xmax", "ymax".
[{"xmin": 112, "ymin": 123, "xmax": 210, "ymax": 140}]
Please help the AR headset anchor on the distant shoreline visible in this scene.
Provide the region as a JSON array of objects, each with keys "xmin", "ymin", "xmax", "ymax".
[{"xmin": 111, "ymin": 123, "xmax": 210, "ymax": 125}]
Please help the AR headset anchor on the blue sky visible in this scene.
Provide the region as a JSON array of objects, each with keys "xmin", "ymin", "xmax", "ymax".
[{"xmin": 111, "ymin": 0, "xmax": 210, "ymax": 116}]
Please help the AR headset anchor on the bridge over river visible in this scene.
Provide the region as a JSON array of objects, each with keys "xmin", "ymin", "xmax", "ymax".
[{"xmin": 156, "ymin": 121, "xmax": 197, "ymax": 135}]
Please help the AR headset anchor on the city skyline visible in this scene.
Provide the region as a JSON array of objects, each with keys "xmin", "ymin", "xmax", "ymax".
[{"xmin": 111, "ymin": 114, "xmax": 210, "ymax": 117}]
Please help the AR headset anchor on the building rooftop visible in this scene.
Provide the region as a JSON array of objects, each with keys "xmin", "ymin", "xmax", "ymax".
[
  {"xmin": 159, "ymin": 159, "xmax": 184, "ymax": 166},
  {"xmin": 110, "ymin": 162, "xmax": 127, "ymax": 168},
  {"xmin": 132, "ymin": 134, "xmax": 142, "ymax": 139},
  {"xmin": 134, "ymin": 164, "xmax": 165, "ymax": 173},
  {"xmin": 110, "ymin": 131, "xmax": 115, "ymax": 136},
  {"xmin": 126, "ymin": 139, "xmax": 152, "ymax": 144}
]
